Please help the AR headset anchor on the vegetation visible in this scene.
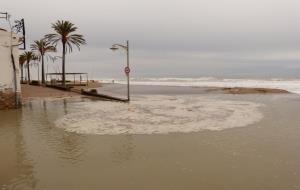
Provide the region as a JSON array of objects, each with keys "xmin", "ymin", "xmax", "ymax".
[
  {"xmin": 21, "ymin": 51, "xmax": 35, "ymax": 84},
  {"xmin": 18, "ymin": 20, "xmax": 85, "ymax": 87},
  {"xmin": 30, "ymin": 39, "xmax": 56, "ymax": 85},
  {"xmin": 45, "ymin": 20, "xmax": 86, "ymax": 87},
  {"xmin": 19, "ymin": 54, "xmax": 26, "ymax": 83}
]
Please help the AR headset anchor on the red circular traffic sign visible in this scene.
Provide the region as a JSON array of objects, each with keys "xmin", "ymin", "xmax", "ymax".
[{"xmin": 124, "ymin": 67, "xmax": 130, "ymax": 74}]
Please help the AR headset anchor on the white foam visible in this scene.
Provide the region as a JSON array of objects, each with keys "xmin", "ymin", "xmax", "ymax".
[{"xmin": 55, "ymin": 96, "xmax": 263, "ymax": 135}]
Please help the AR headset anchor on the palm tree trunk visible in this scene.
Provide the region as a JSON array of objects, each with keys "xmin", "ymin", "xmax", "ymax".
[
  {"xmin": 62, "ymin": 43, "xmax": 66, "ymax": 87},
  {"xmin": 27, "ymin": 61, "xmax": 31, "ymax": 84},
  {"xmin": 41, "ymin": 55, "xmax": 45, "ymax": 85},
  {"xmin": 20, "ymin": 64, "xmax": 23, "ymax": 83}
]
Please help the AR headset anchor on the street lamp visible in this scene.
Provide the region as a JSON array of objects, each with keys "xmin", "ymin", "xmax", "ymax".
[{"xmin": 110, "ymin": 40, "xmax": 130, "ymax": 102}]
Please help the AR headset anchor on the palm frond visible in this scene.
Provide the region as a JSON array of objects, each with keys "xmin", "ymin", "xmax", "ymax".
[
  {"xmin": 45, "ymin": 20, "xmax": 86, "ymax": 54},
  {"xmin": 21, "ymin": 51, "xmax": 35, "ymax": 63}
]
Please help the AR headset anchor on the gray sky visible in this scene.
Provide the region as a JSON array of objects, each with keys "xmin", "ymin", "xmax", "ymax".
[{"xmin": 2, "ymin": 0, "xmax": 300, "ymax": 78}]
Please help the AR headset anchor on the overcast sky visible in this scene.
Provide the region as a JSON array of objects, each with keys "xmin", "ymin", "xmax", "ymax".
[{"xmin": 2, "ymin": 0, "xmax": 300, "ymax": 78}]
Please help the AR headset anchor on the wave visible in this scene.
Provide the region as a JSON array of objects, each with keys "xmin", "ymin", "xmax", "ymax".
[{"xmin": 97, "ymin": 77, "xmax": 300, "ymax": 94}]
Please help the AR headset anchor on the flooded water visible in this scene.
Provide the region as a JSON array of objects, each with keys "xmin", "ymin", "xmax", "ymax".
[{"xmin": 1, "ymin": 90, "xmax": 300, "ymax": 189}]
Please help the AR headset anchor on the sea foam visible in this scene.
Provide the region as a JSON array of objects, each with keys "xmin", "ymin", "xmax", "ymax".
[{"xmin": 55, "ymin": 96, "xmax": 263, "ymax": 135}]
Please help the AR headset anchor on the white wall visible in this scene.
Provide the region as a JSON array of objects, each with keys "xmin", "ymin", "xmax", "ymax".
[{"xmin": 0, "ymin": 30, "xmax": 21, "ymax": 93}]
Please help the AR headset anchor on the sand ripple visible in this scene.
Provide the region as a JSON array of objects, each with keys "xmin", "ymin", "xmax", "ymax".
[{"xmin": 55, "ymin": 96, "xmax": 263, "ymax": 135}]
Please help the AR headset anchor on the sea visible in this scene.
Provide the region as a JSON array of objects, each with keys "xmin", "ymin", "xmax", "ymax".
[{"xmin": 97, "ymin": 77, "xmax": 300, "ymax": 94}]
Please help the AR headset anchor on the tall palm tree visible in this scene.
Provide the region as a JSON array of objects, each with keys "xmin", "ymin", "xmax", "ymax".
[
  {"xmin": 31, "ymin": 39, "xmax": 56, "ymax": 85},
  {"xmin": 45, "ymin": 20, "xmax": 86, "ymax": 87},
  {"xmin": 19, "ymin": 54, "xmax": 26, "ymax": 83},
  {"xmin": 21, "ymin": 51, "xmax": 35, "ymax": 84}
]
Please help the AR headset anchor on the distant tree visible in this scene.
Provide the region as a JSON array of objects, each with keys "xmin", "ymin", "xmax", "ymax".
[
  {"xmin": 31, "ymin": 39, "xmax": 56, "ymax": 85},
  {"xmin": 21, "ymin": 51, "xmax": 35, "ymax": 84},
  {"xmin": 19, "ymin": 54, "xmax": 26, "ymax": 83},
  {"xmin": 45, "ymin": 20, "xmax": 86, "ymax": 87},
  {"xmin": 31, "ymin": 54, "xmax": 40, "ymax": 82}
]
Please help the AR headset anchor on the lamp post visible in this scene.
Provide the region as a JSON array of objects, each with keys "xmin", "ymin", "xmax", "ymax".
[{"xmin": 110, "ymin": 40, "xmax": 130, "ymax": 102}]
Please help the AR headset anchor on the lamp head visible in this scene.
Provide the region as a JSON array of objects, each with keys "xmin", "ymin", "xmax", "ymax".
[{"xmin": 110, "ymin": 46, "xmax": 118, "ymax": 51}]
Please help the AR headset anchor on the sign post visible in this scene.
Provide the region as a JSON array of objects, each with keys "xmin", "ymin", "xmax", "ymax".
[{"xmin": 110, "ymin": 40, "xmax": 131, "ymax": 102}]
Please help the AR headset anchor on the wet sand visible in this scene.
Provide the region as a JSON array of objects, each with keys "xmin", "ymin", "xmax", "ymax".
[
  {"xmin": 93, "ymin": 83, "xmax": 289, "ymax": 99},
  {"xmin": 211, "ymin": 87, "xmax": 289, "ymax": 94},
  {"xmin": 21, "ymin": 81, "xmax": 103, "ymax": 100},
  {"xmin": 21, "ymin": 84, "xmax": 81, "ymax": 100},
  {"xmin": 21, "ymin": 82, "xmax": 289, "ymax": 103}
]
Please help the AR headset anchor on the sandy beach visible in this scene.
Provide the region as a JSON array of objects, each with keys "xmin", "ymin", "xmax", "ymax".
[
  {"xmin": 212, "ymin": 87, "xmax": 289, "ymax": 94},
  {"xmin": 20, "ymin": 82, "xmax": 290, "ymax": 104},
  {"xmin": 90, "ymin": 83, "xmax": 290, "ymax": 100},
  {"xmin": 21, "ymin": 84, "xmax": 81, "ymax": 100},
  {"xmin": 21, "ymin": 81, "xmax": 102, "ymax": 100}
]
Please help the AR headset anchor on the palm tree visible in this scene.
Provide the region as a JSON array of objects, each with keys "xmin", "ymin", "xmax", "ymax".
[
  {"xmin": 45, "ymin": 20, "xmax": 86, "ymax": 87},
  {"xmin": 21, "ymin": 51, "xmax": 35, "ymax": 84},
  {"xmin": 19, "ymin": 54, "xmax": 26, "ymax": 83},
  {"xmin": 31, "ymin": 55, "xmax": 40, "ymax": 82},
  {"xmin": 31, "ymin": 39, "xmax": 56, "ymax": 85}
]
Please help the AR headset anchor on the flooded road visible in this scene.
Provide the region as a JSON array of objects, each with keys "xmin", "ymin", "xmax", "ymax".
[{"xmin": 1, "ymin": 92, "xmax": 300, "ymax": 190}]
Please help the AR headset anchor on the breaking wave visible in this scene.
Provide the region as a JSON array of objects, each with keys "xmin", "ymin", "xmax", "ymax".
[{"xmin": 55, "ymin": 96, "xmax": 263, "ymax": 135}]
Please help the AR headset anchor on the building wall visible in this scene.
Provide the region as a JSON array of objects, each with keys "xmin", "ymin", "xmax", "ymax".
[{"xmin": 0, "ymin": 30, "xmax": 21, "ymax": 109}]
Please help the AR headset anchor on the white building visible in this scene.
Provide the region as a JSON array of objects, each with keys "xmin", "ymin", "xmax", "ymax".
[{"xmin": 0, "ymin": 28, "xmax": 21, "ymax": 109}]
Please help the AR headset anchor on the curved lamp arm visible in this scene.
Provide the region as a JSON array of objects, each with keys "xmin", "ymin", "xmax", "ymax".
[{"xmin": 110, "ymin": 43, "xmax": 128, "ymax": 51}]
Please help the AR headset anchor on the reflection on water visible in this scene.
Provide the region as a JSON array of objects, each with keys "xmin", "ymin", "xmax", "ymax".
[
  {"xmin": 63, "ymin": 99, "xmax": 68, "ymax": 115},
  {"xmin": 0, "ymin": 109, "xmax": 36, "ymax": 189},
  {"xmin": 0, "ymin": 94, "xmax": 300, "ymax": 190},
  {"xmin": 21, "ymin": 99, "xmax": 87, "ymax": 164},
  {"xmin": 57, "ymin": 133, "xmax": 87, "ymax": 164},
  {"xmin": 0, "ymin": 99, "xmax": 88, "ymax": 189}
]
